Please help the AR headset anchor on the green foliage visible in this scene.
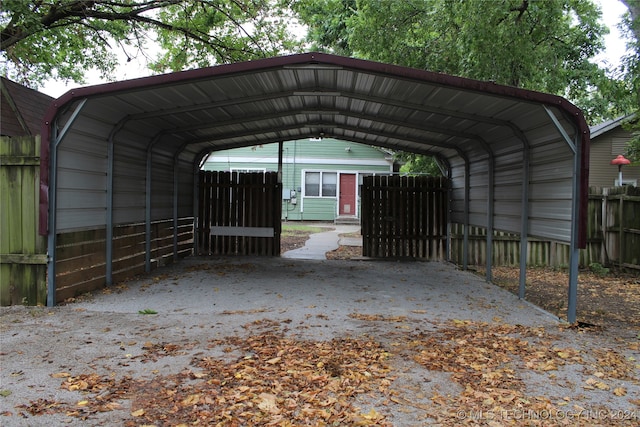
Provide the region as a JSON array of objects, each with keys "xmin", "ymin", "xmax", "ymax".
[
  {"xmin": 293, "ymin": 0, "xmax": 639, "ymax": 171},
  {"xmin": 623, "ymin": 118, "xmax": 640, "ymax": 163},
  {"xmin": 151, "ymin": 0, "xmax": 299, "ymax": 72},
  {"xmin": 293, "ymin": 0, "xmax": 634, "ymax": 124},
  {"xmin": 138, "ymin": 309, "xmax": 158, "ymax": 315},
  {"xmin": 281, "ymin": 224, "xmax": 324, "ymax": 236},
  {"xmin": 0, "ymin": 0, "xmax": 299, "ymax": 86},
  {"xmin": 619, "ymin": 3, "xmax": 640, "ymax": 162},
  {"xmin": 395, "ymin": 153, "xmax": 442, "ymax": 176},
  {"xmin": 588, "ymin": 262, "xmax": 609, "ymax": 277},
  {"xmin": 289, "ymin": 0, "xmax": 356, "ymax": 55}
]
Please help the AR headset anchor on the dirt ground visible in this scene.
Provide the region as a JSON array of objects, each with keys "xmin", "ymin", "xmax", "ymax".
[
  {"xmin": 0, "ymin": 229, "xmax": 638, "ymax": 426},
  {"xmin": 318, "ymin": 228, "xmax": 640, "ymax": 342}
]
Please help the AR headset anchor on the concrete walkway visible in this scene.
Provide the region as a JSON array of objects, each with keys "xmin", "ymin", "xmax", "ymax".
[{"xmin": 281, "ymin": 224, "xmax": 361, "ymax": 259}]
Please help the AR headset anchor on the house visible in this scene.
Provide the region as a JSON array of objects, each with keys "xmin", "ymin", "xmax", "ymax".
[
  {"xmin": 589, "ymin": 114, "xmax": 638, "ymax": 188},
  {"xmin": 202, "ymin": 138, "xmax": 397, "ymax": 222},
  {"xmin": 1, "ymin": 77, "xmax": 53, "ymax": 137}
]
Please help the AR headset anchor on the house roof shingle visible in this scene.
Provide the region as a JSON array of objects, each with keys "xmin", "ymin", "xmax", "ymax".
[{"xmin": 1, "ymin": 77, "xmax": 53, "ymax": 137}]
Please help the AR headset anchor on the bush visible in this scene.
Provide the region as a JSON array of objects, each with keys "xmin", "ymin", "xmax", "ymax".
[{"xmin": 589, "ymin": 263, "xmax": 609, "ymax": 277}]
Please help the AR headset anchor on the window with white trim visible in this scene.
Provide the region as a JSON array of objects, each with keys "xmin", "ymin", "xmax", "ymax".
[{"xmin": 304, "ymin": 171, "xmax": 337, "ymax": 197}]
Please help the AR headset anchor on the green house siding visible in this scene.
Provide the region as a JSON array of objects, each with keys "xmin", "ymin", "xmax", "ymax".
[{"xmin": 202, "ymin": 139, "xmax": 393, "ymax": 221}]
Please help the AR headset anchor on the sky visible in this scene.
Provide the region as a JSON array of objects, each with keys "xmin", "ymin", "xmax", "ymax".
[{"xmin": 39, "ymin": 0, "xmax": 632, "ymax": 98}]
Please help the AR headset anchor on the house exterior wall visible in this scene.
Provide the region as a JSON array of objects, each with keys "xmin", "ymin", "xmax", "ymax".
[
  {"xmin": 202, "ymin": 139, "xmax": 393, "ymax": 221},
  {"xmin": 589, "ymin": 127, "xmax": 640, "ymax": 188}
]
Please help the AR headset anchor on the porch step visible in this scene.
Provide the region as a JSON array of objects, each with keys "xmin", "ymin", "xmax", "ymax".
[{"xmin": 334, "ymin": 216, "xmax": 360, "ymax": 225}]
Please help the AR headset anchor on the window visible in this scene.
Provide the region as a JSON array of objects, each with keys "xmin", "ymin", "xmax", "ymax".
[
  {"xmin": 305, "ymin": 172, "xmax": 320, "ymax": 196},
  {"xmin": 322, "ymin": 172, "xmax": 337, "ymax": 196},
  {"xmin": 305, "ymin": 171, "xmax": 337, "ymax": 197}
]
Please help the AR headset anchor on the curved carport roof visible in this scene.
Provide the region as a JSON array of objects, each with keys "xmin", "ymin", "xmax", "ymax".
[{"xmin": 40, "ymin": 52, "xmax": 589, "ymax": 321}]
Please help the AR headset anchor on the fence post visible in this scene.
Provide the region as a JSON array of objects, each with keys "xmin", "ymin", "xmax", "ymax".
[{"xmin": 619, "ymin": 195, "xmax": 624, "ymax": 269}]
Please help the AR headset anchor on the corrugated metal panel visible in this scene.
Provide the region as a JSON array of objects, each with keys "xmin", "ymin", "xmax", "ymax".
[
  {"xmin": 42, "ymin": 51, "xmax": 590, "ymax": 252},
  {"xmin": 112, "ymin": 133, "xmax": 147, "ymax": 225}
]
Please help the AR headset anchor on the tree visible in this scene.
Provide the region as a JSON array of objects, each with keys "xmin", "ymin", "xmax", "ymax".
[
  {"xmin": 619, "ymin": 0, "xmax": 640, "ymax": 163},
  {"xmin": 292, "ymin": 0, "xmax": 636, "ymax": 172},
  {"xmin": 1, "ymin": 0, "xmax": 298, "ymax": 87}
]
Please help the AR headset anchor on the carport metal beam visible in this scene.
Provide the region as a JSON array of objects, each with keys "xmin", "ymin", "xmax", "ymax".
[
  {"xmin": 105, "ymin": 119, "xmax": 127, "ymax": 286},
  {"xmin": 46, "ymin": 99, "xmax": 88, "ymax": 307},
  {"xmin": 543, "ymin": 105, "xmax": 580, "ymax": 324},
  {"xmin": 518, "ymin": 145, "xmax": 530, "ymax": 299}
]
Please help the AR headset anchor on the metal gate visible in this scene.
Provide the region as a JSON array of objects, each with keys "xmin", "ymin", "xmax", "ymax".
[
  {"xmin": 197, "ymin": 171, "xmax": 281, "ymax": 256},
  {"xmin": 361, "ymin": 175, "xmax": 448, "ymax": 259}
]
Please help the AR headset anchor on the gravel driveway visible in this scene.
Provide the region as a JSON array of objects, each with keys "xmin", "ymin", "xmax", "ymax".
[{"xmin": 1, "ymin": 257, "xmax": 638, "ymax": 426}]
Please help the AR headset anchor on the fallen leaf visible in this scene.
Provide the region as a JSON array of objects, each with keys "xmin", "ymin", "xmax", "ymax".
[
  {"xmin": 51, "ymin": 372, "xmax": 71, "ymax": 378},
  {"xmin": 613, "ymin": 387, "xmax": 627, "ymax": 396},
  {"xmin": 182, "ymin": 394, "xmax": 200, "ymax": 406},
  {"xmin": 131, "ymin": 408, "xmax": 145, "ymax": 417},
  {"xmin": 258, "ymin": 393, "xmax": 280, "ymax": 414}
]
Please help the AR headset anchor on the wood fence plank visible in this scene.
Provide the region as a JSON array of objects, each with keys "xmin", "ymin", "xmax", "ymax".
[
  {"xmin": 361, "ymin": 175, "xmax": 448, "ymax": 259},
  {"xmin": 196, "ymin": 171, "xmax": 281, "ymax": 256},
  {"xmin": 1, "ymin": 136, "xmax": 47, "ymax": 306}
]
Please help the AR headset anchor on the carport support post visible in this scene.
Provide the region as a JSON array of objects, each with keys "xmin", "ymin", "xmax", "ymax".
[
  {"xmin": 173, "ymin": 156, "xmax": 179, "ymax": 261},
  {"xmin": 463, "ymin": 160, "xmax": 470, "ymax": 269},
  {"xmin": 105, "ymin": 120, "xmax": 126, "ymax": 286},
  {"xmin": 46, "ymin": 124, "xmax": 60, "ymax": 307},
  {"xmin": 566, "ymin": 131, "xmax": 582, "ymax": 324},
  {"xmin": 543, "ymin": 106, "xmax": 580, "ymax": 324},
  {"xmin": 106, "ymin": 138, "xmax": 114, "ymax": 285},
  {"xmin": 145, "ymin": 147, "xmax": 152, "ymax": 273},
  {"xmin": 518, "ymin": 148, "xmax": 530, "ymax": 299},
  {"xmin": 278, "ymin": 141, "xmax": 283, "ymax": 183},
  {"xmin": 46, "ymin": 99, "xmax": 88, "ymax": 307},
  {"xmin": 486, "ymin": 157, "xmax": 495, "ymax": 282}
]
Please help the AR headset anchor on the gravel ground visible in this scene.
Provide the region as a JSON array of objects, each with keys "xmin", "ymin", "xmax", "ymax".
[{"xmin": 1, "ymin": 257, "xmax": 639, "ymax": 426}]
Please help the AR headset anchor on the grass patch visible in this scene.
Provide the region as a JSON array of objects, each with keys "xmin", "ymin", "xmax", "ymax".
[{"xmin": 281, "ymin": 224, "xmax": 326, "ymax": 237}]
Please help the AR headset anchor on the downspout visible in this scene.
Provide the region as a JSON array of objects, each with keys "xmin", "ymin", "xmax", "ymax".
[{"xmin": 45, "ymin": 99, "xmax": 88, "ymax": 307}]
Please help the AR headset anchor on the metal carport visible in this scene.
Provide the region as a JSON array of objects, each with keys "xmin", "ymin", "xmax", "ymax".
[{"xmin": 39, "ymin": 52, "xmax": 589, "ymax": 322}]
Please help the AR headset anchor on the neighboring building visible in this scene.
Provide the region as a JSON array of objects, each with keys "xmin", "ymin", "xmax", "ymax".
[
  {"xmin": 1, "ymin": 77, "xmax": 53, "ymax": 137},
  {"xmin": 589, "ymin": 115, "xmax": 639, "ymax": 188},
  {"xmin": 202, "ymin": 138, "xmax": 396, "ymax": 221}
]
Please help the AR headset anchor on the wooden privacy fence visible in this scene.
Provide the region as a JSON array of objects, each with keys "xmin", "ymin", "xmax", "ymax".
[
  {"xmin": 197, "ymin": 171, "xmax": 281, "ymax": 256},
  {"xmin": 0, "ymin": 136, "xmax": 47, "ymax": 305},
  {"xmin": 55, "ymin": 218, "xmax": 193, "ymax": 302},
  {"xmin": 602, "ymin": 186, "xmax": 640, "ymax": 269},
  {"xmin": 449, "ymin": 186, "xmax": 640, "ymax": 269},
  {"xmin": 361, "ymin": 175, "xmax": 448, "ymax": 259},
  {"xmin": 1, "ymin": 137, "xmax": 193, "ymax": 305}
]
